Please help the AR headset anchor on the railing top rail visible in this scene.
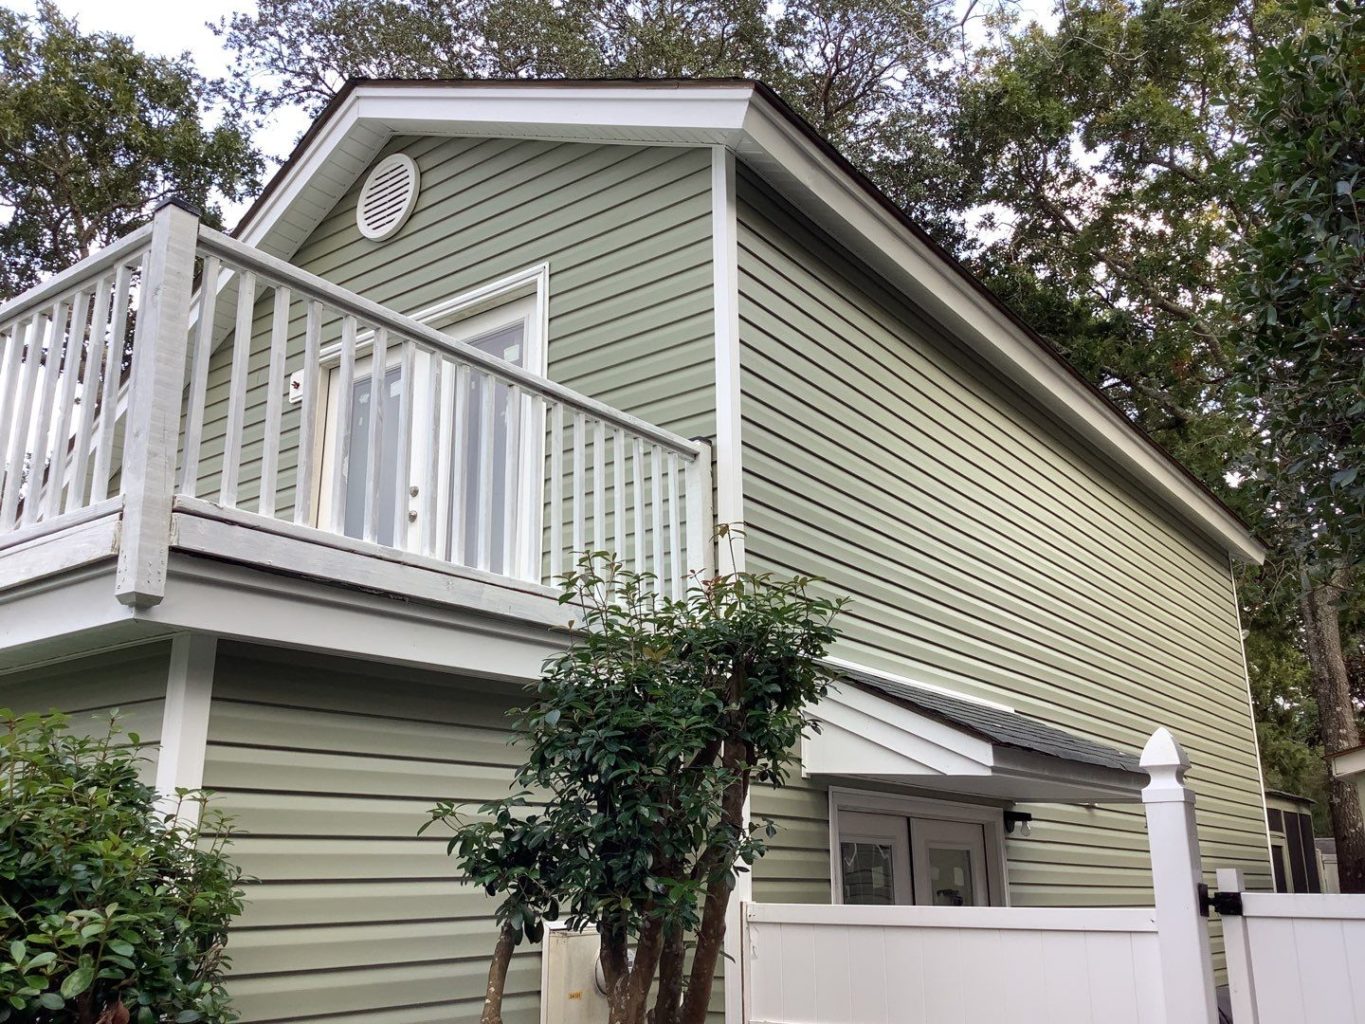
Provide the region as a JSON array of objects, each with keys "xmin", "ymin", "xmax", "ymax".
[
  {"xmin": 745, "ymin": 901, "xmax": 1160, "ymax": 933},
  {"xmin": 195, "ymin": 225, "xmax": 703, "ymax": 457},
  {"xmin": 0, "ymin": 223, "xmax": 154, "ymax": 328}
]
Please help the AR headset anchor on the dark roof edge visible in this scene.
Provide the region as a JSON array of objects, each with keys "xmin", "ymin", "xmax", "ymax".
[{"xmin": 232, "ymin": 76, "xmax": 1258, "ymax": 552}]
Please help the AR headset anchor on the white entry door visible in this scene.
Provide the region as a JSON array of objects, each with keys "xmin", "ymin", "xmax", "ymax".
[
  {"xmin": 911, "ymin": 818, "xmax": 990, "ymax": 907},
  {"xmin": 836, "ymin": 812, "xmax": 913, "ymax": 906}
]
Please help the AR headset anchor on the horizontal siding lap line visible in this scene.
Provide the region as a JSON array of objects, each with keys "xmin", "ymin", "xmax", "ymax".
[
  {"xmin": 227, "ymin": 951, "xmax": 506, "ymax": 982},
  {"xmin": 205, "ymin": 741, "xmax": 522, "ymax": 771},
  {"xmin": 737, "ymin": 214, "xmax": 1239, "ymax": 600},
  {"xmin": 744, "ymin": 490, "xmax": 1255, "ymax": 724},
  {"xmin": 736, "ymin": 288, "xmax": 1235, "ymax": 619},
  {"xmin": 735, "ymin": 189, "xmax": 1233, "ymax": 595}
]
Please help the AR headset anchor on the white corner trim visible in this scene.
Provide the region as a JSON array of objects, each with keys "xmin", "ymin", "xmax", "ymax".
[
  {"xmin": 711, "ymin": 146, "xmax": 745, "ymax": 575},
  {"xmin": 154, "ymin": 632, "xmax": 216, "ymax": 824},
  {"xmin": 1229, "ymin": 555, "xmax": 1275, "ymax": 864}
]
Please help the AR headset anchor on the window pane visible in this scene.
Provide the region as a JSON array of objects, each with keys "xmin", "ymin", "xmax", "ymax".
[
  {"xmin": 344, "ymin": 366, "xmax": 402, "ymax": 547},
  {"xmin": 926, "ymin": 846, "xmax": 975, "ymax": 906},
  {"xmin": 840, "ymin": 841, "xmax": 898, "ymax": 905}
]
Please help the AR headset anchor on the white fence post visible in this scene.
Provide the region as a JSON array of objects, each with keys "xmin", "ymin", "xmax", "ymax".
[
  {"xmin": 115, "ymin": 200, "xmax": 200, "ymax": 607},
  {"xmin": 1216, "ymin": 867, "xmax": 1259, "ymax": 1024},
  {"xmin": 1141, "ymin": 727, "xmax": 1219, "ymax": 1024}
]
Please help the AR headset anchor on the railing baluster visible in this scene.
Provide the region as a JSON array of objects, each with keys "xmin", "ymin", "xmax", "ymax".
[
  {"xmin": 476, "ymin": 371, "xmax": 494, "ymax": 571},
  {"xmin": 293, "ymin": 299, "xmax": 322, "ymax": 526},
  {"xmin": 0, "ymin": 319, "xmax": 32, "ymax": 512},
  {"xmin": 651, "ymin": 445, "xmax": 664, "ymax": 593},
  {"xmin": 329, "ymin": 315, "xmax": 357, "ymax": 533},
  {"xmin": 393, "ymin": 339, "xmax": 415, "ymax": 550},
  {"xmin": 613, "ymin": 428, "xmax": 625, "ymax": 570},
  {"xmin": 258, "ymin": 285, "xmax": 290, "ymax": 518},
  {"xmin": 572, "ymin": 411, "xmax": 586, "ymax": 560},
  {"xmin": 667, "ymin": 451, "xmax": 681, "ymax": 599},
  {"xmin": 450, "ymin": 362, "xmax": 470, "ymax": 565},
  {"xmin": 0, "ymin": 309, "xmax": 48, "ymax": 528},
  {"xmin": 179, "ymin": 258, "xmax": 219, "ymax": 499},
  {"xmin": 67, "ymin": 275, "xmax": 110, "ymax": 511},
  {"xmin": 90, "ymin": 262, "xmax": 134, "ymax": 503},
  {"xmin": 502, "ymin": 383, "xmax": 522, "ymax": 576},
  {"xmin": 593, "ymin": 418, "xmax": 606, "ymax": 556},
  {"xmin": 25, "ymin": 299, "xmax": 70, "ymax": 526},
  {"xmin": 632, "ymin": 436, "xmax": 646, "ymax": 577},
  {"xmin": 221, "ymin": 270, "xmax": 257, "ymax": 507},
  {"xmin": 46, "ymin": 290, "xmax": 90, "ymax": 519},
  {"xmin": 362, "ymin": 326, "xmax": 388, "ymax": 544},
  {"xmin": 549, "ymin": 401, "xmax": 564, "ymax": 583},
  {"xmin": 421, "ymin": 355, "xmax": 441, "ymax": 556}
]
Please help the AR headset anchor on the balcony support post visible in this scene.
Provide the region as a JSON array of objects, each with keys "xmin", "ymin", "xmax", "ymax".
[{"xmin": 115, "ymin": 200, "xmax": 201, "ymax": 607}]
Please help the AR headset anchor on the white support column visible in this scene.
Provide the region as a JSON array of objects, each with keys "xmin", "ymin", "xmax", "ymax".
[
  {"xmin": 1216, "ymin": 867, "xmax": 1260, "ymax": 1024},
  {"xmin": 710, "ymin": 146, "xmax": 744, "ymax": 576},
  {"xmin": 116, "ymin": 200, "xmax": 200, "ymax": 607},
  {"xmin": 155, "ymin": 632, "xmax": 217, "ymax": 825},
  {"xmin": 1141, "ymin": 727, "xmax": 1219, "ymax": 1024}
]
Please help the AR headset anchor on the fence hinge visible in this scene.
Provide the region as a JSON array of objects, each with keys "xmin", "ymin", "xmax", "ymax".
[{"xmin": 1198, "ymin": 882, "xmax": 1244, "ymax": 917}]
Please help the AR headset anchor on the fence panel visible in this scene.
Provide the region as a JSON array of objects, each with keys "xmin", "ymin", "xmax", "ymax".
[{"xmin": 743, "ymin": 902, "xmax": 1166, "ymax": 1024}]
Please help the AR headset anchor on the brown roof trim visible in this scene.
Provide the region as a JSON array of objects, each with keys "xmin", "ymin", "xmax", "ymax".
[{"xmin": 233, "ymin": 76, "xmax": 1256, "ymax": 544}]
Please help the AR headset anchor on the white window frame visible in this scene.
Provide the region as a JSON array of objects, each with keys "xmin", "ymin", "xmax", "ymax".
[
  {"xmin": 827, "ymin": 787, "xmax": 1010, "ymax": 908},
  {"xmin": 309, "ymin": 264, "xmax": 550, "ymax": 575}
]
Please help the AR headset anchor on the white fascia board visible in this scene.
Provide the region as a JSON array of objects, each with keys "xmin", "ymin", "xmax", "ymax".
[
  {"xmin": 737, "ymin": 99, "xmax": 1264, "ymax": 565},
  {"xmin": 1332, "ymin": 745, "xmax": 1365, "ymax": 781}
]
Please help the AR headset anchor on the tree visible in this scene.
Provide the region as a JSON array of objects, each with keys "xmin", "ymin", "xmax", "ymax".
[
  {"xmin": 1234, "ymin": 0, "xmax": 1365, "ymax": 890},
  {"xmin": 426, "ymin": 551, "xmax": 843, "ymax": 1024},
  {"xmin": 0, "ymin": 2, "xmax": 260, "ymax": 299},
  {"xmin": 0, "ymin": 710, "xmax": 244, "ymax": 1024}
]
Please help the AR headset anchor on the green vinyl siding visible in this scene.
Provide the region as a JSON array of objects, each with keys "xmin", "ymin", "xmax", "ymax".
[
  {"xmin": 735, "ymin": 168, "xmax": 1270, "ymax": 918},
  {"xmin": 203, "ymin": 643, "xmax": 540, "ymax": 1024},
  {"xmin": 0, "ymin": 643, "xmax": 170, "ymax": 782},
  {"xmin": 187, "ymin": 137, "xmax": 715, "ymax": 516},
  {"xmin": 750, "ymin": 758, "xmax": 832, "ymax": 904}
]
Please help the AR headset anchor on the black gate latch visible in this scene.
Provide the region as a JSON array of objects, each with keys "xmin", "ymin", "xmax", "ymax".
[{"xmin": 1198, "ymin": 882, "xmax": 1244, "ymax": 917}]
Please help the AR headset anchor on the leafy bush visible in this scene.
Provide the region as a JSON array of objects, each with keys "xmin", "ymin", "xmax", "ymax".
[{"xmin": 0, "ymin": 710, "xmax": 243, "ymax": 1024}]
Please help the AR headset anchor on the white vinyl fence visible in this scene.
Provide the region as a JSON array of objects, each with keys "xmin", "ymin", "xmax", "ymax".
[
  {"xmin": 1220, "ymin": 868, "xmax": 1365, "ymax": 1024},
  {"xmin": 742, "ymin": 728, "xmax": 1365, "ymax": 1024}
]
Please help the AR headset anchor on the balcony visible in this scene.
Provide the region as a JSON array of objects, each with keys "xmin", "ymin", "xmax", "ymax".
[{"xmin": 0, "ymin": 202, "xmax": 712, "ymax": 672}]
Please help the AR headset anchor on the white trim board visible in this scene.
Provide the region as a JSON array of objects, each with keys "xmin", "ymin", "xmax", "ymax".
[{"xmin": 231, "ymin": 80, "xmax": 1262, "ymax": 565}]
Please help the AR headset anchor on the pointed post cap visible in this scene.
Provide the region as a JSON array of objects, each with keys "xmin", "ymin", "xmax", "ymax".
[{"xmin": 1140, "ymin": 727, "xmax": 1192, "ymax": 801}]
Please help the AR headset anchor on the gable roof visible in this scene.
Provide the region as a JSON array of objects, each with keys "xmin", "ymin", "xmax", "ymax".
[{"xmin": 232, "ymin": 77, "xmax": 1264, "ymax": 564}]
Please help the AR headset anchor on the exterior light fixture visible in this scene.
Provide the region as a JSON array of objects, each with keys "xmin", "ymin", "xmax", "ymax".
[{"xmin": 1004, "ymin": 811, "xmax": 1033, "ymax": 837}]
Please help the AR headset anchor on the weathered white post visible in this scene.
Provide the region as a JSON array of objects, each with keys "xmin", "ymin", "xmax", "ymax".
[
  {"xmin": 1141, "ymin": 727, "xmax": 1219, "ymax": 1024},
  {"xmin": 115, "ymin": 199, "xmax": 200, "ymax": 607},
  {"xmin": 1216, "ymin": 867, "xmax": 1259, "ymax": 1023}
]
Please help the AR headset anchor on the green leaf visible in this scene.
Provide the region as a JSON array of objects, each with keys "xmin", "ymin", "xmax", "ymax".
[
  {"xmin": 36, "ymin": 993, "xmax": 64, "ymax": 1010},
  {"xmin": 59, "ymin": 965, "xmax": 94, "ymax": 999}
]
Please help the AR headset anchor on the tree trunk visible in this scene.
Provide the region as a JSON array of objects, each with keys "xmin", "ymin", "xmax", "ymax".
[
  {"xmin": 651, "ymin": 926, "xmax": 685, "ymax": 1024},
  {"xmin": 480, "ymin": 921, "xmax": 519, "ymax": 1024},
  {"xmin": 1300, "ymin": 566, "xmax": 1365, "ymax": 893}
]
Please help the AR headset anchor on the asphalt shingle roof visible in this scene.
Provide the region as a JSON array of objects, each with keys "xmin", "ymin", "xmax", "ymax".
[{"xmin": 841, "ymin": 667, "xmax": 1143, "ymax": 775}]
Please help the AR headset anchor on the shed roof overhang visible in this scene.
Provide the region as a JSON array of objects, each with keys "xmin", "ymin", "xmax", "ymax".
[
  {"xmin": 1331, "ymin": 744, "xmax": 1365, "ymax": 782},
  {"xmin": 234, "ymin": 78, "xmax": 1264, "ymax": 565},
  {"xmin": 803, "ymin": 671, "xmax": 1146, "ymax": 804}
]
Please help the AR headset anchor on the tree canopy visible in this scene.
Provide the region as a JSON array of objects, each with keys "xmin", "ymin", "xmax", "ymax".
[{"xmin": 0, "ymin": 2, "xmax": 260, "ymax": 299}]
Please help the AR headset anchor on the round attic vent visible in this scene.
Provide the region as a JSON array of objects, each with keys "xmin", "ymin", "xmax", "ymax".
[{"xmin": 357, "ymin": 154, "xmax": 420, "ymax": 241}]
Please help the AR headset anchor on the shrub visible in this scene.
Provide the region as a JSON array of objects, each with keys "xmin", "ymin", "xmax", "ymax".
[{"xmin": 0, "ymin": 710, "xmax": 244, "ymax": 1024}]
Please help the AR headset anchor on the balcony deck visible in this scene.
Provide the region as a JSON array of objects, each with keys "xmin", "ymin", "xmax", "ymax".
[{"xmin": 0, "ymin": 202, "xmax": 713, "ymax": 676}]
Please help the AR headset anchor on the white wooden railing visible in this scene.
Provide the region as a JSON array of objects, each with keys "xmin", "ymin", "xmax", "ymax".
[
  {"xmin": 0, "ymin": 201, "xmax": 713, "ymax": 605},
  {"xmin": 0, "ymin": 224, "xmax": 151, "ymax": 538}
]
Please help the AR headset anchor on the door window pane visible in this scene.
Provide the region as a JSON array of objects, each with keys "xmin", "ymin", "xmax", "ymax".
[
  {"xmin": 926, "ymin": 845, "xmax": 975, "ymax": 906},
  {"xmin": 840, "ymin": 841, "xmax": 898, "ymax": 905},
  {"xmin": 344, "ymin": 366, "xmax": 402, "ymax": 546}
]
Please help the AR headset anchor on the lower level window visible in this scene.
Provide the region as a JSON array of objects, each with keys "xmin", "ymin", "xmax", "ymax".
[{"xmin": 832, "ymin": 792, "xmax": 1006, "ymax": 907}]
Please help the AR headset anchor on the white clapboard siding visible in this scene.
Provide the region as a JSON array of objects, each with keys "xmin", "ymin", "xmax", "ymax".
[
  {"xmin": 187, "ymin": 226, "xmax": 710, "ymax": 595},
  {"xmin": 744, "ymin": 902, "xmax": 1165, "ymax": 1024}
]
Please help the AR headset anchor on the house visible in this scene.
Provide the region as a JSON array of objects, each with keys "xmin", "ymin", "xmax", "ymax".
[{"xmin": 0, "ymin": 79, "xmax": 1271, "ymax": 1024}]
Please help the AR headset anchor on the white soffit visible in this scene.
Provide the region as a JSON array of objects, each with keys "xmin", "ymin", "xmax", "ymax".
[{"xmin": 234, "ymin": 81, "xmax": 1263, "ymax": 563}]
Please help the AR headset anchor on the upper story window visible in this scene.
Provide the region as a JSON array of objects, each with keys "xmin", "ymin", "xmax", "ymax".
[{"xmin": 315, "ymin": 267, "xmax": 548, "ymax": 579}]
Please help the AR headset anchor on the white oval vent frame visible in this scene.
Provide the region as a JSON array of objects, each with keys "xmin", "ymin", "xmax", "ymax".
[{"xmin": 356, "ymin": 154, "xmax": 420, "ymax": 241}]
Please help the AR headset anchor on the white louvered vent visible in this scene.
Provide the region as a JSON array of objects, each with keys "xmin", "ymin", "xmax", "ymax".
[{"xmin": 356, "ymin": 154, "xmax": 420, "ymax": 241}]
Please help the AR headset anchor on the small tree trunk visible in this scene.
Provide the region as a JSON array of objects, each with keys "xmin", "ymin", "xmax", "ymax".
[
  {"xmin": 1300, "ymin": 566, "xmax": 1365, "ymax": 893},
  {"xmin": 651, "ymin": 926, "xmax": 686, "ymax": 1024},
  {"xmin": 481, "ymin": 921, "xmax": 519, "ymax": 1024}
]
